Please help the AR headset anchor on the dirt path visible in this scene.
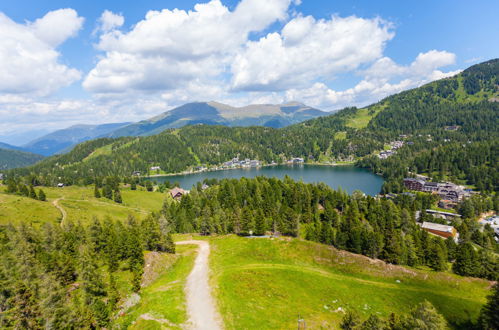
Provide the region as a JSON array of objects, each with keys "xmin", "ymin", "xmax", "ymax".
[
  {"xmin": 176, "ymin": 240, "xmax": 222, "ymax": 330},
  {"xmin": 52, "ymin": 198, "xmax": 67, "ymax": 227}
]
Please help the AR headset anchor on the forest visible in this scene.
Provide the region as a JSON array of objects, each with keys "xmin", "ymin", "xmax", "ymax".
[
  {"xmin": 162, "ymin": 176, "xmax": 498, "ymax": 280},
  {"xmin": 0, "ymin": 215, "xmax": 174, "ymax": 328}
]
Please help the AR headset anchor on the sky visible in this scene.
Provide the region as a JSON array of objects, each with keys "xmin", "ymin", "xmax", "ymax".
[{"xmin": 0, "ymin": 0, "xmax": 498, "ymax": 144}]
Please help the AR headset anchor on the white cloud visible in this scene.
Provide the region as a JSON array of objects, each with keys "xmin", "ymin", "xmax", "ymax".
[
  {"xmin": 284, "ymin": 50, "xmax": 459, "ymax": 109},
  {"xmin": 84, "ymin": 0, "xmax": 291, "ymax": 93},
  {"xmin": 96, "ymin": 10, "xmax": 124, "ymax": 33},
  {"xmin": 0, "ymin": 9, "xmax": 83, "ymax": 96},
  {"xmin": 231, "ymin": 15, "xmax": 394, "ymax": 91}
]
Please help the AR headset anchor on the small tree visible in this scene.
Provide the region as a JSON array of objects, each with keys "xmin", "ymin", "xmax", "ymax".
[
  {"xmin": 103, "ymin": 185, "xmax": 113, "ymax": 200},
  {"xmin": 130, "ymin": 182, "xmax": 137, "ymax": 190},
  {"xmin": 341, "ymin": 311, "xmax": 361, "ymax": 330},
  {"xmin": 94, "ymin": 185, "xmax": 101, "ymax": 198},
  {"xmin": 403, "ymin": 300, "xmax": 447, "ymax": 330},
  {"xmin": 38, "ymin": 189, "xmax": 46, "ymax": 201},
  {"xmin": 360, "ymin": 314, "xmax": 385, "ymax": 330},
  {"xmin": 145, "ymin": 181, "xmax": 153, "ymax": 192},
  {"xmin": 113, "ymin": 189, "xmax": 122, "ymax": 204},
  {"xmin": 479, "ymin": 283, "xmax": 499, "ymax": 330},
  {"xmin": 29, "ymin": 185, "xmax": 37, "ymax": 199}
]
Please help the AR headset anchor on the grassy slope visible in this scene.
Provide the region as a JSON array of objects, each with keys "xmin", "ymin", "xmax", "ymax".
[
  {"xmin": 117, "ymin": 245, "xmax": 196, "ymax": 329},
  {"xmin": 207, "ymin": 236, "xmax": 489, "ymax": 329},
  {"xmin": 0, "ymin": 185, "xmax": 167, "ymax": 225}
]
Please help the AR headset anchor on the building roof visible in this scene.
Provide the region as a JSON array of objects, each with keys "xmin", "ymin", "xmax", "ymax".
[
  {"xmin": 170, "ymin": 187, "xmax": 187, "ymax": 198},
  {"xmin": 422, "ymin": 222, "xmax": 455, "ymax": 233}
]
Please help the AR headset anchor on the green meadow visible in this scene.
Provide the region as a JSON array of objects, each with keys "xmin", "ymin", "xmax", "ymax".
[
  {"xmin": 207, "ymin": 236, "xmax": 490, "ymax": 329},
  {"xmin": 0, "ymin": 185, "xmax": 167, "ymax": 225}
]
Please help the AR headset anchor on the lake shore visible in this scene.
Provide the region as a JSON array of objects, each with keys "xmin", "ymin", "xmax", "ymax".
[{"xmin": 143, "ymin": 161, "xmax": 357, "ymax": 179}]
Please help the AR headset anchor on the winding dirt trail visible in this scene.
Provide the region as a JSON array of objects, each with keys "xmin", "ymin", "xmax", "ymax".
[
  {"xmin": 176, "ymin": 240, "xmax": 223, "ymax": 330},
  {"xmin": 52, "ymin": 198, "xmax": 67, "ymax": 227}
]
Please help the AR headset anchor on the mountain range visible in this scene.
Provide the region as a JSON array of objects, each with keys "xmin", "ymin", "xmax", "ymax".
[
  {"xmin": 11, "ymin": 59, "xmax": 497, "ymax": 181},
  {"xmin": 107, "ymin": 101, "xmax": 326, "ymax": 138}
]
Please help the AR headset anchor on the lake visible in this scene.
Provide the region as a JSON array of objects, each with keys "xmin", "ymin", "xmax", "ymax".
[{"xmin": 151, "ymin": 165, "xmax": 384, "ymax": 195}]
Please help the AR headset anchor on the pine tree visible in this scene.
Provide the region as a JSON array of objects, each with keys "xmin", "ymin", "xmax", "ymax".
[
  {"xmin": 131, "ymin": 182, "xmax": 137, "ymax": 190},
  {"xmin": 28, "ymin": 185, "xmax": 37, "ymax": 199},
  {"xmin": 254, "ymin": 209, "xmax": 266, "ymax": 236},
  {"xmin": 452, "ymin": 242, "xmax": 479, "ymax": 277},
  {"xmin": 19, "ymin": 185, "xmax": 29, "ymax": 197},
  {"xmin": 427, "ymin": 239, "xmax": 447, "ymax": 271},
  {"xmin": 113, "ymin": 189, "xmax": 122, "ymax": 203},
  {"xmin": 479, "ymin": 283, "xmax": 499, "ymax": 330},
  {"xmin": 37, "ymin": 189, "xmax": 46, "ymax": 201},
  {"xmin": 361, "ymin": 314, "xmax": 386, "ymax": 330},
  {"xmin": 145, "ymin": 180, "xmax": 153, "ymax": 192},
  {"xmin": 402, "ymin": 300, "xmax": 447, "ymax": 329},
  {"xmin": 94, "ymin": 185, "xmax": 101, "ymax": 198},
  {"xmin": 340, "ymin": 311, "xmax": 361, "ymax": 330}
]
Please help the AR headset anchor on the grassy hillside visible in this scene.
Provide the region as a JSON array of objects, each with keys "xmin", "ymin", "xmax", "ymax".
[
  {"xmin": 0, "ymin": 185, "xmax": 167, "ymax": 226},
  {"xmin": 0, "ymin": 148, "xmax": 44, "ymax": 170},
  {"xmin": 207, "ymin": 236, "xmax": 490, "ymax": 329}
]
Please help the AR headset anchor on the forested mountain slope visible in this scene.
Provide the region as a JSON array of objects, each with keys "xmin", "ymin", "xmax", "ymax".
[
  {"xmin": 22, "ymin": 122, "xmax": 131, "ymax": 156},
  {"xmin": 8, "ymin": 59, "xmax": 498, "ymax": 190},
  {"xmin": 0, "ymin": 148, "xmax": 44, "ymax": 170}
]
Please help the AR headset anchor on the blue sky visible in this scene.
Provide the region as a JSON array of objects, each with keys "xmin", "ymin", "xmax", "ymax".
[{"xmin": 0, "ymin": 0, "xmax": 497, "ymax": 143}]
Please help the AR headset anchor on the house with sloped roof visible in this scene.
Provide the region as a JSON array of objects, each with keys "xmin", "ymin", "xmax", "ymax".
[{"xmin": 170, "ymin": 187, "xmax": 188, "ymax": 200}]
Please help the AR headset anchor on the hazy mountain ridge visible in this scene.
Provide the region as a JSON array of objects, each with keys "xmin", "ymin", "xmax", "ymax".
[
  {"xmin": 108, "ymin": 101, "xmax": 327, "ymax": 137},
  {"xmin": 22, "ymin": 122, "xmax": 131, "ymax": 156}
]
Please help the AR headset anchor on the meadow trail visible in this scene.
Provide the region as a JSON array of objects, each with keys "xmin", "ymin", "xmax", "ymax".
[
  {"xmin": 52, "ymin": 198, "xmax": 67, "ymax": 226},
  {"xmin": 175, "ymin": 240, "xmax": 223, "ymax": 330}
]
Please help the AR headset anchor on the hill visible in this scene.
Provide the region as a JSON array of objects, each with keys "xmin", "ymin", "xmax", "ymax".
[
  {"xmin": 22, "ymin": 122, "xmax": 131, "ymax": 156},
  {"xmin": 7, "ymin": 59, "xmax": 499, "ymax": 192},
  {"xmin": 0, "ymin": 148, "xmax": 44, "ymax": 170},
  {"xmin": 108, "ymin": 101, "xmax": 326, "ymax": 137}
]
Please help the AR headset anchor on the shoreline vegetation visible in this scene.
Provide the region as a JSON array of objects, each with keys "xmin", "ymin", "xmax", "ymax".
[{"xmin": 143, "ymin": 160, "xmax": 358, "ymax": 179}]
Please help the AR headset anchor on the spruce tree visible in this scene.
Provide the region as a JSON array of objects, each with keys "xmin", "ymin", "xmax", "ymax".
[
  {"xmin": 131, "ymin": 182, "xmax": 137, "ymax": 190},
  {"xmin": 37, "ymin": 189, "xmax": 46, "ymax": 201},
  {"xmin": 403, "ymin": 300, "xmax": 447, "ymax": 329},
  {"xmin": 94, "ymin": 185, "xmax": 101, "ymax": 198},
  {"xmin": 479, "ymin": 283, "xmax": 499, "ymax": 330},
  {"xmin": 452, "ymin": 242, "xmax": 479, "ymax": 277},
  {"xmin": 113, "ymin": 189, "xmax": 122, "ymax": 203},
  {"xmin": 360, "ymin": 314, "xmax": 386, "ymax": 330},
  {"xmin": 103, "ymin": 185, "xmax": 113, "ymax": 199},
  {"xmin": 340, "ymin": 311, "xmax": 361, "ymax": 330},
  {"xmin": 28, "ymin": 185, "xmax": 37, "ymax": 199}
]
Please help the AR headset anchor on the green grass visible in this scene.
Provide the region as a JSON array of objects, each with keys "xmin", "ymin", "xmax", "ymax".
[
  {"xmin": 207, "ymin": 236, "xmax": 490, "ymax": 329},
  {"xmin": 0, "ymin": 185, "xmax": 166, "ymax": 226},
  {"xmin": 334, "ymin": 131, "xmax": 347, "ymax": 140},
  {"xmin": 0, "ymin": 191, "xmax": 60, "ymax": 226},
  {"xmin": 345, "ymin": 104, "xmax": 385, "ymax": 129},
  {"xmin": 116, "ymin": 245, "xmax": 196, "ymax": 329}
]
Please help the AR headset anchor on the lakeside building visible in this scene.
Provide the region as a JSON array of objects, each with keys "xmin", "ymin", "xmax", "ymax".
[
  {"xmin": 403, "ymin": 178, "xmax": 469, "ymax": 202},
  {"xmin": 170, "ymin": 187, "xmax": 188, "ymax": 200},
  {"xmin": 0, "ymin": 173, "xmax": 3, "ymax": 180},
  {"xmin": 150, "ymin": 166, "xmax": 161, "ymax": 171}
]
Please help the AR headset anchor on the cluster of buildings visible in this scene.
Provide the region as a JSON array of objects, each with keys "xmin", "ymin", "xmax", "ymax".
[
  {"xmin": 403, "ymin": 178, "xmax": 470, "ymax": 202},
  {"xmin": 378, "ymin": 140, "xmax": 405, "ymax": 159},
  {"xmin": 479, "ymin": 215, "xmax": 499, "ymax": 241},
  {"xmin": 222, "ymin": 157, "xmax": 261, "ymax": 169}
]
